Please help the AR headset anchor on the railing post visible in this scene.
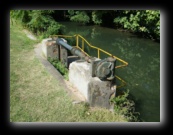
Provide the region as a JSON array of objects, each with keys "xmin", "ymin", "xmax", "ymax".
[
  {"xmin": 98, "ymin": 49, "xmax": 100, "ymax": 59},
  {"xmin": 76, "ymin": 35, "xmax": 79, "ymax": 47},
  {"xmin": 82, "ymin": 39, "xmax": 84, "ymax": 51}
]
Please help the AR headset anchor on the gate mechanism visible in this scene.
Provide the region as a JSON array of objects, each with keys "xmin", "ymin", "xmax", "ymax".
[{"xmin": 56, "ymin": 38, "xmax": 116, "ymax": 81}]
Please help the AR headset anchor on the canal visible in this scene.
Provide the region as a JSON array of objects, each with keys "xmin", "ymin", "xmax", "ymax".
[{"xmin": 61, "ymin": 22, "xmax": 160, "ymax": 122}]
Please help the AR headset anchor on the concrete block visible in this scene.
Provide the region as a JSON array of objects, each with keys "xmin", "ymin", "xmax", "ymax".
[
  {"xmin": 69, "ymin": 61, "xmax": 91, "ymax": 101},
  {"xmin": 69, "ymin": 61, "xmax": 116, "ymax": 109},
  {"xmin": 41, "ymin": 38, "xmax": 51, "ymax": 58},
  {"xmin": 41, "ymin": 38, "xmax": 59, "ymax": 60},
  {"xmin": 88, "ymin": 80, "xmax": 114, "ymax": 109}
]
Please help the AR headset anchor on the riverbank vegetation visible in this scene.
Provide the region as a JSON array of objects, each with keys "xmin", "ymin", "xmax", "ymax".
[{"xmin": 10, "ymin": 10, "xmax": 160, "ymax": 41}]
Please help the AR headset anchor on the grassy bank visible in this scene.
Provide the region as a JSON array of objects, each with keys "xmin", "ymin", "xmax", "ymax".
[{"xmin": 10, "ymin": 21, "xmax": 129, "ymax": 122}]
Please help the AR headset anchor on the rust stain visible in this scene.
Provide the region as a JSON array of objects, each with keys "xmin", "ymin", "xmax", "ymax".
[
  {"xmin": 46, "ymin": 41, "xmax": 56, "ymax": 46},
  {"xmin": 53, "ymin": 49, "xmax": 58, "ymax": 54}
]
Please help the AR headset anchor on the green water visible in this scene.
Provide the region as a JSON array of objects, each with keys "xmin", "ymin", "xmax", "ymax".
[{"xmin": 61, "ymin": 22, "xmax": 160, "ymax": 122}]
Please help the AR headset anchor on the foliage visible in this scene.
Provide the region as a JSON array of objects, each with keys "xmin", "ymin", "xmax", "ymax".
[
  {"xmin": 68, "ymin": 10, "xmax": 90, "ymax": 25},
  {"xmin": 91, "ymin": 11, "xmax": 102, "ymax": 25},
  {"xmin": 67, "ymin": 10, "xmax": 112, "ymax": 26},
  {"xmin": 48, "ymin": 57, "xmax": 69, "ymax": 80},
  {"xmin": 111, "ymin": 89, "xmax": 140, "ymax": 122},
  {"xmin": 11, "ymin": 10, "xmax": 160, "ymax": 41},
  {"xmin": 27, "ymin": 10, "xmax": 54, "ymax": 33},
  {"xmin": 43, "ymin": 21, "xmax": 65, "ymax": 38},
  {"xmin": 10, "ymin": 10, "xmax": 64, "ymax": 39},
  {"xmin": 67, "ymin": 10, "xmax": 160, "ymax": 41},
  {"xmin": 113, "ymin": 10, "xmax": 160, "ymax": 41},
  {"xmin": 10, "ymin": 10, "xmax": 31, "ymax": 24}
]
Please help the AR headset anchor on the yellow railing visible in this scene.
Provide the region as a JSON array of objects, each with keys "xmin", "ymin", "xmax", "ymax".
[
  {"xmin": 76, "ymin": 34, "xmax": 129, "ymax": 68},
  {"xmin": 50, "ymin": 34, "xmax": 128, "ymax": 88}
]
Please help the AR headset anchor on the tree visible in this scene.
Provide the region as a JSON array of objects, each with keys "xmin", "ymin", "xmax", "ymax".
[
  {"xmin": 68, "ymin": 10, "xmax": 90, "ymax": 25},
  {"xmin": 113, "ymin": 10, "xmax": 160, "ymax": 41}
]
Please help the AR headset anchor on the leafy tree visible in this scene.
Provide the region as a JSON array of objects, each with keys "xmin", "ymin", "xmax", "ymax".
[
  {"xmin": 10, "ymin": 10, "xmax": 64, "ymax": 38},
  {"xmin": 113, "ymin": 10, "xmax": 160, "ymax": 41},
  {"xmin": 68, "ymin": 10, "xmax": 90, "ymax": 25},
  {"xmin": 91, "ymin": 11, "xmax": 103, "ymax": 25},
  {"xmin": 10, "ymin": 10, "xmax": 32, "ymax": 26},
  {"xmin": 67, "ymin": 10, "xmax": 115, "ymax": 26}
]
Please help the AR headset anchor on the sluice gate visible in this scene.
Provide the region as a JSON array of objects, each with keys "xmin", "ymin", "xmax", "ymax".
[{"xmin": 41, "ymin": 34, "xmax": 128, "ymax": 109}]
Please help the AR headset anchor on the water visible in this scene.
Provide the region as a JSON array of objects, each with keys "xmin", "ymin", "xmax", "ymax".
[{"xmin": 61, "ymin": 22, "xmax": 160, "ymax": 122}]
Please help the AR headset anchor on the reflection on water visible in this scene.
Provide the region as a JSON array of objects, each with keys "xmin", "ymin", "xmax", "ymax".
[{"xmin": 61, "ymin": 22, "xmax": 160, "ymax": 122}]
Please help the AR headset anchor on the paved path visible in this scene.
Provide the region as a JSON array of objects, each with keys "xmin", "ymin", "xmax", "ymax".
[{"xmin": 23, "ymin": 29, "xmax": 37, "ymax": 40}]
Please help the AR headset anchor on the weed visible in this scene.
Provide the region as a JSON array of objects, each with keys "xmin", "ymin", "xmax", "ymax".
[
  {"xmin": 110, "ymin": 89, "xmax": 141, "ymax": 122},
  {"xmin": 48, "ymin": 57, "xmax": 69, "ymax": 80}
]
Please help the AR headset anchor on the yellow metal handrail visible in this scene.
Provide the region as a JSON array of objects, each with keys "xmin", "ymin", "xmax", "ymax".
[
  {"xmin": 75, "ymin": 34, "xmax": 128, "ymax": 68},
  {"xmin": 50, "ymin": 34, "xmax": 128, "ymax": 88}
]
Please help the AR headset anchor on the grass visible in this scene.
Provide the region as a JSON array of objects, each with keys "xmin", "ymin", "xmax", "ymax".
[{"xmin": 10, "ymin": 20, "xmax": 129, "ymax": 122}]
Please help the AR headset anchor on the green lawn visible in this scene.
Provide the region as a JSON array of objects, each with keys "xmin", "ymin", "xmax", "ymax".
[{"xmin": 10, "ymin": 21, "xmax": 128, "ymax": 122}]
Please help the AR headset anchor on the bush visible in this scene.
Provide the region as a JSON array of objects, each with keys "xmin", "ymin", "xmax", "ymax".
[
  {"xmin": 68, "ymin": 11, "xmax": 90, "ymax": 25},
  {"xmin": 110, "ymin": 89, "xmax": 140, "ymax": 122},
  {"xmin": 10, "ymin": 10, "xmax": 65, "ymax": 39},
  {"xmin": 113, "ymin": 10, "xmax": 160, "ymax": 41},
  {"xmin": 48, "ymin": 57, "xmax": 69, "ymax": 80}
]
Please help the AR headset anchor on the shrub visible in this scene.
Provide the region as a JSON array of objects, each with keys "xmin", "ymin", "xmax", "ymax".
[{"xmin": 111, "ymin": 89, "xmax": 140, "ymax": 122}]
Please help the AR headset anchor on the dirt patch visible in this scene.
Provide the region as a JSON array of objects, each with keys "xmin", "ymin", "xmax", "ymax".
[
  {"xmin": 23, "ymin": 29, "xmax": 37, "ymax": 40},
  {"xmin": 64, "ymin": 80, "xmax": 86, "ymax": 102}
]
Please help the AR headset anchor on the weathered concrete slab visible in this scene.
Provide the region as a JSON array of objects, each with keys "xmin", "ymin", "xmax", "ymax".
[
  {"xmin": 88, "ymin": 80, "xmax": 113, "ymax": 109},
  {"xmin": 41, "ymin": 38, "xmax": 51, "ymax": 58},
  {"xmin": 41, "ymin": 38, "xmax": 59, "ymax": 60},
  {"xmin": 69, "ymin": 61, "xmax": 116, "ymax": 109},
  {"xmin": 69, "ymin": 61, "xmax": 91, "ymax": 101}
]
